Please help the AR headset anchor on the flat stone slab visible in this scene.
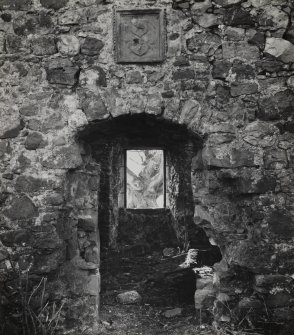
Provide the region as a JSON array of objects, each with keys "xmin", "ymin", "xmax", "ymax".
[
  {"xmin": 163, "ymin": 308, "xmax": 183, "ymax": 318},
  {"xmin": 117, "ymin": 290, "xmax": 142, "ymax": 304}
]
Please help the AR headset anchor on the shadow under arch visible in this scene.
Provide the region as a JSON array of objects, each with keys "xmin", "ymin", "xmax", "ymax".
[{"xmin": 77, "ymin": 113, "xmax": 203, "ymax": 147}]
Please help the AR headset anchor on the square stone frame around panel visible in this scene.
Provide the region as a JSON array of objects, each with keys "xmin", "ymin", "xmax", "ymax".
[{"xmin": 113, "ymin": 8, "xmax": 166, "ymax": 64}]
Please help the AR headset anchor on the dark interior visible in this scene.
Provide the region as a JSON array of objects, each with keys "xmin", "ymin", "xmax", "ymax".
[{"xmin": 79, "ymin": 114, "xmax": 221, "ymax": 307}]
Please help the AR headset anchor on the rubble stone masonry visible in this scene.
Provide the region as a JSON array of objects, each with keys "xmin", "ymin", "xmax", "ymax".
[{"xmin": 0, "ymin": 0, "xmax": 294, "ymax": 333}]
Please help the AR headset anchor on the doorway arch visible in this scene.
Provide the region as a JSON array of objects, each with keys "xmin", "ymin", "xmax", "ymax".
[{"xmin": 74, "ymin": 113, "xmax": 222, "ymax": 328}]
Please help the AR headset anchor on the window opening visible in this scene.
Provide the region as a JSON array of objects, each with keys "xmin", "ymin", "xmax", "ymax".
[{"xmin": 125, "ymin": 149, "xmax": 165, "ymax": 209}]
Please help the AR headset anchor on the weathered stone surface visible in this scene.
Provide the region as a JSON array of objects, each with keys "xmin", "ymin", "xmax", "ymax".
[
  {"xmin": 34, "ymin": 250, "xmax": 64, "ymax": 274},
  {"xmin": 42, "ymin": 145, "xmax": 83, "ymax": 169},
  {"xmin": 242, "ymin": 121, "xmax": 278, "ymax": 148},
  {"xmin": 0, "ymin": 229, "xmax": 31, "ymax": 246},
  {"xmin": 215, "ymin": 84, "xmax": 232, "ymax": 103},
  {"xmin": 126, "ymin": 70, "xmax": 143, "ymax": 84},
  {"xmin": 187, "ymin": 32, "xmax": 221, "ymax": 55},
  {"xmin": 0, "ymin": 0, "xmax": 31, "ymax": 10},
  {"xmin": 194, "ymin": 286, "xmax": 216, "ymax": 309},
  {"xmin": 80, "ymin": 90, "xmax": 108, "ymax": 121},
  {"xmin": 230, "ymin": 82, "xmax": 258, "ymax": 97},
  {"xmin": 84, "ymin": 246, "xmax": 99, "ymax": 264},
  {"xmin": 287, "ymin": 76, "xmax": 294, "ymax": 90},
  {"xmin": 26, "ymin": 119, "xmax": 41, "ymax": 131},
  {"xmin": 32, "ymin": 226, "xmax": 63, "ymax": 250},
  {"xmin": 78, "ymin": 216, "xmax": 96, "ymax": 232},
  {"xmin": 231, "ymin": 62, "xmax": 255, "ymax": 80},
  {"xmin": 255, "ymin": 274, "xmax": 290, "ymax": 288},
  {"xmin": 19, "ymin": 103, "xmax": 39, "ymax": 117},
  {"xmin": 191, "ymin": 0, "xmax": 212, "ymax": 13},
  {"xmin": 1, "ymin": 12, "xmax": 11, "ymax": 22},
  {"xmin": 248, "ymin": 32, "xmax": 265, "ymax": 50},
  {"xmin": 163, "ymin": 308, "xmax": 182, "ymax": 318},
  {"xmin": 4, "ymin": 195, "xmax": 38, "ymax": 220},
  {"xmin": 0, "ymin": 249, "xmax": 8, "ymax": 261},
  {"xmin": 81, "ymin": 37, "xmax": 104, "ymax": 56},
  {"xmin": 222, "ymin": 41, "xmax": 260, "ymax": 61},
  {"xmin": 44, "ymin": 193, "xmax": 64, "ymax": 206},
  {"xmin": 0, "ymin": 108, "xmax": 23, "ymax": 139},
  {"xmin": 264, "ymin": 38, "xmax": 294, "ymax": 64},
  {"xmin": 179, "ymin": 99, "xmax": 200, "ymax": 125},
  {"xmin": 85, "ymin": 274, "xmax": 100, "ymax": 296},
  {"xmin": 212, "ymin": 61, "xmax": 230, "ymax": 79},
  {"xmin": 41, "ymin": 114, "xmax": 66, "ymax": 133},
  {"xmin": 33, "ymin": 236, "xmax": 63, "ymax": 250},
  {"xmin": 0, "ymin": 189, "xmax": 9, "ymax": 206},
  {"xmin": 268, "ymin": 211, "xmax": 294, "ymax": 237},
  {"xmin": 224, "ymin": 5, "xmax": 255, "ymax": 26},
  {"xmin": 79, "ymin": 67, "xmax": 107, "ymax": 89},
  {"xmin": 172, "ymin": 69, "xmax": 195, "ymax": 81},
  {"xmin": 196, "ymin": 14, "xmax": 218, "ymax": 28},
  {"xmin": 13, "ymin": 13, "xmax": 53, "ymax": 36},
  {"xmin": 40, "ymin": 0, "xmax": 68, "ymax": 10},
  {"xmin": 15, "ymin": 175, "xmax": 46, "ymax": 193},
  {"xmin": 163, "ymin": 247, "xmax": 177, "ymax": 257},
  {"xmin": 202, "ymin": 145, "xmax": 257, "ymax": 168},
  {"xmin": 226, "ymin": 241, "xmax": 274, "ymax": 272},
  {"xmin": 117, "ymin": 291, "xmax": 142, "ymax": 304},
  {"xmin": 215, "ymin": 85, "xmax": 231, "ymax": 104},
  {"xmin": 255, "ymin": 59, "xmax": 284, "ymax": 74},
  {"xmin": 224, "ymin": 27, "xmax": 245, "ymax": 41},
  {"xmin": 6, "ymin": 34, "xmax": 29, "ymax": 54},
  {"xmin": 285, "ymin": 23, "xmax": 294, "ymax": 44},
  {"xmin": 57, "ymin": 35, "xmax": 80, "ymax": 56},
  {"xmin": 173, "ymin": 55, "xmax": 189, "ymax": 67},
  {"xmin": 71, "ymin": 255, "xmax": 98, "ymax": 271},
  {"xmin": 264, "ymin": 148, "xmax": 288, "ymax": 169},
  {"xmin": 267, "ymin": 292, "xmax": 291, "ymax": 308},
  {"xmin": 0, "ymin": 32, "xmax": 5, "ymax": 53},
  {"xmin": 15, "ymin": 152, "xmax": 31, "ymax": 172},
  {"xmin": 258, "ymin": 90, "xmax": 294, "ymax": 121},
  {"xmin": 167, "ymin": 33, "xmax": 181, "ymax": 57},
  {"xmin": 0, "ymin": 140, "xmax": 10, "ymax": 158},
  {"xmin": 196, "ymin": 277, "xmax": 213, "ymax": 290},
  {"xmin": 31, "ymin": 35, "xmax": 56, "ymax": 56},
  {"xmin": 66, "ymin": 172, "xmax": 99, "ymax": 209},
  {"xmin": 25, "ymin": 132, "xmax": 43, "ymax": 150},
  {"xmin": 12, "ymin": 62, "xmax": 28, "ymax": 77},
  {"xmin": 235, "ymin": 170, "xmax": 277, "ymax": 194},
  {"xmin": 257, "ymin": 6, "xmax": 289, "ymax": 31},
  {"xmin": 46, "ymin": 59, "xmax": 80, "ymax": 86},
  {"xmin": 174, "ymin": 2, "xmax": 189, "ymax": 9},
  {"xmin": 250, "ymin": 0, "xmax": 286, "ymax": 7},
  {"xmin": 162, "ymin": 90, "xmax": 174, "ymax": 98},
  {"xmin": 58, "ymin": 10, "xmax": 81, "ymax": 25},
  {"xmin": 214, "ymin": 0, "xmax": 242, "ymax": 6},
  {"xmin": 145, "ymin": 93, "xmax": 162, "ymax": 115}
]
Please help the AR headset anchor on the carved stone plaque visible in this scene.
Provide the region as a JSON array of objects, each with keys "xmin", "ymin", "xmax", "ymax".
[{"xmin": 114, "ymin": 9, "xmax": 166, "ymax": 63}]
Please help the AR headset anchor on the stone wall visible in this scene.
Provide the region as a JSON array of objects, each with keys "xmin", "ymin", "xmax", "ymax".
[{"xmin": 0, "ymin": 0, "xmax": 294, "ymax": 333}]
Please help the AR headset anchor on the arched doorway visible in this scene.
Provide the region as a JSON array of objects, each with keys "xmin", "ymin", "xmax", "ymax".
[{"xmin": 78, "ymin": 114, "xmax": 222, "ymax": 332}]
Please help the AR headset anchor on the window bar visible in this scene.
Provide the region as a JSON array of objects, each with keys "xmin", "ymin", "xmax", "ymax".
[
  {"xmin": 163, "ymin": 149, "xmax": 166, "ymax": 208},
  {"xmin": 124, "ymin": 149, "xmax": 127, "ymax": 208}
]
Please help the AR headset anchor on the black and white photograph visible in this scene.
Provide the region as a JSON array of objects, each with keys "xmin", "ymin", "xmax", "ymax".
[{"xmin": 0, "ymin": 0, "xmax": 294, "ymax": 334}]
